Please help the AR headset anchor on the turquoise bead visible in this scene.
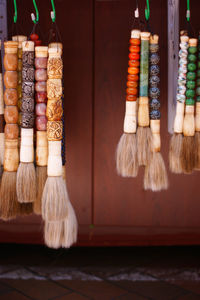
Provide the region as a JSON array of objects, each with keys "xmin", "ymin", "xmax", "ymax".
[
  {"xmin": 187, "ymin": 72, "xmax": 196, "ymax": 80},
  {"xmin": 188, "ymin": 46, "xmax": 197, "ymax": 54},
  {"xmin": 197, "ymin": 96, "xmax": 200, "ymax": 102},
  {"xmin": 186, "ymin": 98, "xmax": 195, "ymax": 105},
  {"xmin": 188, "ymin": 54, "xmax": 197, "ymax": 62},
  {"xmin": 196, "ymin": 87, "xmax": 200, "ymax": 95},
  {"xmin": 186, "ymin": 89, "xmax": 195, "ymax": 98},
  {"xmin": 188, "ymin": 63, "xmax": 196, "ymax": 71},
  {"xmin": 186, "ymin": 81, "xmax": 195, "ymax": 89}
]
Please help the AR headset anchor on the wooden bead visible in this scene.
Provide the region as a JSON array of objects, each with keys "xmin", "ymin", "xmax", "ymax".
[
  {"xmin": 4, "ymin": 54, "xmax": 18, "ymax": 71},
  {"xmin": 47, "ymin": 79, "xmax": 62, "ymax": 99},
  {"xmin": 129, "ymin": 53, "xmax": 140, "ymax": 60},
  {"xmin": 126, "ymin": 95, "xmax": 137, "ymax": 101},
  {"xmin": 4, "ymin": 106, "xmax": 18, "ymax": 124},
  {"xmin": 4, "ymin": 71, "xmax": 18, "ymax": 89},
  {"xmin": 47, "ymin": 120, "xmax": 63, "ymax": 141},
  {"xmin": 127, "ymin": 81, "xmax": 138, "ymax": 88},
  {"xmin": 129, "ymin": 38, "xmax": 140, "ymax": 45},
  {"xmin": 128, "ymin": 60, "xmax": 140, "ymax": 67},
  {"xmin": 47, "ymin": 57, "xmax": 63, "ymax": 79},
  {"xmin": 127, "ymin": 74, "xmax": 139, "ymax": 81},
  {"xmin": 128, "ymin": 67, "xmax": 139, "ymax": 75},
  {"xmin": 129, "ymin": 45, "xmax": 140, "ymax": 53},
  {"xmin": 4, "ymin": 124, "xmax": 19, "ymax": 139},
  {"xmin": 4, "ymin": 88, "xmax": 18, "ymax": 105},
  {"xmin": 46, "ymin": 99, "xmax": 63, "ymax": 121},
  {"xmin": 126, "ymin": 87, "xmax": 137, "ymax": 95}
]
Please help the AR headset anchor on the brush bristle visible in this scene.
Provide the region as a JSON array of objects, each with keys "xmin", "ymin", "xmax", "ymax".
[
  {"xmin": 180, "ymin": 136, "xmax": 195, "ymax": 174},
  {"xmin": 169, "ymin": 133, "xmax": 183, "ymax": 174},
  {"xmin": 62, "ymin": 199, "xmax": 78, "ymax": 248},
  {"xmin": 144, "ymin": 152, "xmax": 168, "ymax": 191},
  {"xmin": 34, "ymin": 166, "xmax": 47, "ymax": 215},
  {"xmin": 0, "ymin": 171, "xmax": 19, "ymax": 220},
  {"xmin": 16, "ymin": 162, "xmax": 36, "ymax": 203},
  {"xmin": 137, "ymin": 126, "xmax": 151, "ymax": 166},
  {"xmin": 42, "ymin": 176, "xmax": 68, "ymax": 222},
  {"xmin": 116, "ymin": 133, "xmax": 138, "ymax": 177},
  {"xmin": 0, "ymin": 133, "xmax": 5, "ymax": 167},
  {"xmin": 194, "ymin": 132, "xmax": 200, "ymax": 170},
  {"xmin": 44, "ymin": 220, "xmax": 63, "ymax": 249}
]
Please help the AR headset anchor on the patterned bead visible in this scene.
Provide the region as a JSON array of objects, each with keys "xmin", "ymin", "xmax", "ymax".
[
  {"xmin": 149, "ymin": 75, "xmax": 160, "ymax": 86},
  {"xmin": 150, "ymin": 53, "xmax": 159, "ymax": 65},
  {"xmin": 149, "ymin": 87, "xmax": 160, "ymax": 98},
  {"xmin": 150, "ymin": 109, "xmax": 160, "ymax": 120},
  {"xmin": 150, "ymin": 98, "xmax": 160, "ymax": 110},
  {"xmin": 150, "ymin": 65, "xmax": 159, "ymax": 76}
]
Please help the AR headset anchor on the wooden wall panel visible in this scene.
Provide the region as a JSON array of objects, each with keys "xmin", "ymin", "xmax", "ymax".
[{"xmin": 93, "ymin": 0, "xmax": 200, "ymax": 230}]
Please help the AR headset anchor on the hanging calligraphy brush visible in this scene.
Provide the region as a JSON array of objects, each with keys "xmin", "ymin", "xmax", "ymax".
[
  {"xmin": 194, "ymin": 33, "xmax": 200, "ymax": 169},
  {"xmin": 144, "ymin": 35, "xmax": 168, "ymax": 191},
  {"xmin": 34, "ymin": 46, "xmax": 48, "ymax": 214},
  {"xmin": 180, "ymin": 38, "xmax": 197, "ymax": 173},
  {"xmin": 137, "ymin": 31, "xmax": 151, "ymax": 166},
  {"xmin": 0, "ymin": 41, "xmax": 5, "ymax": 177},
  {"xmin": 0, "ymin": 41, "xmax": 20, "ymax": 219},
  {"xmin": 169, "ymin": 33, "xmax": 189, "ymax": 173}
]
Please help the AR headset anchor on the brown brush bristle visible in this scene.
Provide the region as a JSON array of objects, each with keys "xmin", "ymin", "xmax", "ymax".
[
  {"xmin": 116, "ymin": 133, "xmax": 138, "ymax": 177},
  {"xmin": 169, "ymin": 133, "xmax": 183, "ymax": 174},
  {"xmin": 0, "ymin": 171, "xmax": 20, "ymax": 220},
  {"xmin": 16, "ymin": 162, "xmax": 36, "ymax": 203},
  {"xmin": 44, "ymin": 220, "xmax": 63, "ymax": 249},
  {"xmin": 34, "ymin": 166, "xmax": 47, "ymax": 215},
  {"xmin": 42, "ymin": 176, "xmax": 68, "ymax": 222},
  {"xmin": 137, "ymin": 126, "xmax": 151, "ymax": 166},
  {"xmin": 144, "ymin": 152, "xmax": 168, "ymax": 191},
  {"xmin": 180, "ymin": 136, "xmax": 195, "ymax": 174},
  {"xmin": 19, "ymin": 203, "xmax": 33, "ymax": 216},
  {"xmin": 194, "ymin": 132, "xmax": 200, "ymax": 170}
]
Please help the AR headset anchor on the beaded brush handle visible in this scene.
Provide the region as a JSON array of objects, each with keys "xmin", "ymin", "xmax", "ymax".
[
  {"xmin": 3, "ymin": 41, "xmax": 19, "ymax": 171},
  {"xmin": 149, "ymin": 35, "xmax": 160, "ymax": 152},
  {"xmin": 123, "ymin": 29, "xmax": 140, "ymax": 133},
  {"xmin": 195, "ymin": 34, "xmax": 200, "ymax": 131},
  {"xmin": 35, "ymin": 46, "xmax": 48, "ymax": 166},
  {"xmin": 174, "ymin": 35, "xmax": 189, "ymax": 133},
  {"xmin": 0, "ymin": 41, "xmax": 4, "ymax": 137},
  {"xmin": 138, "ymin": 32, "xmax": 150, "ymax": 127},
  {"xmin": 46, "ymin": 46, "xmax": 63, "ymax": 176},
  {"xmin": 183, "ymin": 38, "xmax": 197, "ymax": 137}
]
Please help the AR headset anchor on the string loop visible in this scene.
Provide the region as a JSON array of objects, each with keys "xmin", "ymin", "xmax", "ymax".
[
  {"xmin": 51, "ymin": 0, "xmax": 56, "ymax": 22},
  {"xmin": 13, "ymin": 0, "xmax": 17, "ymax": 23},
  {"xmin": 186, "ymin": 0, "xmax": 190, "ymax": 21},
  {"xmin": 145, "ymin": 0, "xmax": 150, "ymax": 21},
  {"xmin": 31, "ymin": 0, "xmax": 39, "ymax": 24}
]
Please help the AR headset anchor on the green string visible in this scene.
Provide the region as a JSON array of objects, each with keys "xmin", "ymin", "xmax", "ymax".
[
  {"xmin": 187, "ymin": 0, "xmax": 190, "ymax": 21},
  {"xmin": 32, "ymin": 0, "xmax": 39, "ymax": 24},
  {"xmin": 51, "ymin": 0, "xmax": 56, "ymax": 22},
  {"xmin": 145, "ymin": 0, "xmax": 150, "ymax": 21},
  {"xmin": 13, "ymin": 0, "xmax": 17, "ymax": 23}
]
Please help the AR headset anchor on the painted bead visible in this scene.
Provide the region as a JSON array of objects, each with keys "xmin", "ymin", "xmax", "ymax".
[
  {"xmin": 150, "ymin": 65, "xmax": 159, "ymax": 76},
  {"xmin": 22, "ymin": 82, "xmax": 34, "ymax": 98},
  {"xmin": 149, "ymin": 75, "xmax": 160, "ymax": 86},
  {"xmin": 149, "ymin": 44, "xmax": 159, "ymax": 53},
  {"xmin": 150, "ymin": 53, "xmax": 159, "ymax": 65},
  {"xmin": 150, "ymin": 109, "xmax": 160, "ymax": 120},
  {"xmin": 22, "ymin": 67, "xmax": 35, "ymax": 82},
  {"xmin": 149, "ymin": 87, "xmax": 160, "ymax": 98},
  {"xmin": 188, "ymin": 63, "xmax": 196, "ymax": 72},
  {"xmin": 128, "ymin": 53, "xmax": 140, "ymax": 60},
  {"xmin": 150, "ymin": 98, "xmax": 160, "ymax": 110},
  {"xmin": 176, "ymin": 94, "xmax": 185, "ymax": 102},
  {"xmin": 21, "ymin": 112, "xmax": 35, "ymax": 128}
]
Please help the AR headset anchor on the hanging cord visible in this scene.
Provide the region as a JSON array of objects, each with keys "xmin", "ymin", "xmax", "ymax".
[
  {"xmin": 11, "ymin": 0, "xmax": 23, "ymax": 38},
  {"xmin": 185, "ymin": 0, "xmax": 195, "ymax": 37},
  {"xmin": 31, "ymin": 0, "xmax": 39, "ymax": 24},
  {"xmin": 131, "ymin": 0, "xmax": 144, "ymax": 30},
  {"xmin": 144, "ymin": 0, "xmax": 152, "ymax": 33},
  {"xmin": 29, "ymin": 0, "xmax": 45, "ymax": 42},
  {"xmin": 48, "ymin": 0, "xmax": 62, "ymax": 44},
  {"xmin": 13, "ymin": 0, "xmax": 17, "ymax": 23}
]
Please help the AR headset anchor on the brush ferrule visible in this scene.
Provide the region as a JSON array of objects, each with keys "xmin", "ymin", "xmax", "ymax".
[
  {"xmin": 150, "ymin": 120, "xmax": 161, "ymax": 152},
  {"xmin": 138, "ymin": 97, "xmax": 149, "ymax": 127},
  {"xmin": 36, "ymin": 131, "xmax": 48, "ymax": 166},
  {"xmin": 4, "ymin": 139, "xmax": 19, "ymax": 171},
  {"xmin": 183, "ymin": 105, "xmax": 195, "ymax": 136},
  {"xmin": 20, "ymin": 128, "xmax": 34, "ymax": 162},
  {"xmin": 123, "ymin": 101, "xmax": 137, "ymax": 133},
  {"xmin": 47, "ymin": 141, "xmax": 62, "ymax": 176},
  {"xmin": 174, "ymin": 102, "xmax": 185, "ymax": 133},
  {"xmin": 195, "ymin": 102, "xmax": 200, "ymax": 132}
]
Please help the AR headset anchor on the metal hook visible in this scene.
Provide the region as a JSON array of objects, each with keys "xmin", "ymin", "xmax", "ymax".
[
  {"xmin": 50, "ymin": 0, "xmax": 56, "ymax": 23},
  {"xmin": 31, "ymin": 0, "xmax": 39, "ymax": 24},
  {"xmin": 145, "ymin": 0, "xmax": 150, "ymax": 21},
  {"xmin": 13, "ymin": 0, "xmax": 17, "ymax": 23}
]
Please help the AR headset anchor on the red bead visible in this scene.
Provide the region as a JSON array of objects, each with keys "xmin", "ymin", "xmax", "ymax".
[
  {"xmin": 128, "ymin": 67, "xmax": 139, "ymax": 75},
  {"xmin": 127, "ymin": 81, "xmax": 138, "ymax": 88},
  {"xmin": 35, "ymin": 40, "xmax": 42, "ymax": 46},
  {"xmin": 30, "ymin": 33, "xmax": 39, "ymax": 41},
  {"xmin": 129, "ymin": 38, "xmax": 140, "ymax": 45},
  {"xmin": 129, "ymin": 45, "xmax": 140, "ymax": 53},
  {"xmin": 129, "ymin": 53, "xmax": 140, "ymax": 60},
  {"xmin": 127, "ymin": 74, "xmax": 139, "ymax": 81},
  {"xmin": 36, "ymin": 103, "xmax": 47, "ymax": 116},
  {"xmin": 35, "ymin": 92, "xmax": 47, "ymax": 103},
  {"xmin": 128, "ymin": 60, "xmax": 140, "ymax": 67},
  {"xmin": 126, "ymin": 95, "xmax": 137, "ymax": 101},
  {"xmin": 126, "ymin": 87, "xmax": 138, "ymax": 95},
  {"xmin": 36, "ymin": 116, "xmax": 47, "ymax": 131}
]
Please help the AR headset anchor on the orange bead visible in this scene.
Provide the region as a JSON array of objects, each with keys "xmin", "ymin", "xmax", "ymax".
[
  {"xmin": 130, "ymin": 38, "xmax": 140, "ymax": 45},
  {"xmin": 129, "ymin": 45, "xmax": 140, "ymax": 53},
  {"xmin": 128, "ymin": 67, "xmax": 139, "ymax": 75},
  {"xmin": 126, "ymin": 87, "xmax": 138, "ymax": 95},
  {"xmin": 126, "ymin": 95, "xmax": 137, "ymax": 101},
  {"xmin": 129, "ymin": 52, "xmax": 140, "ymax": 60},
  {"xmin": 127, "ymin": 74, "xmax": 139, "ymax": 81},
  {"xmin": 127, "ymin": 81, "xmax": 138, "ymax": 88},
  {"xmin": 128, "ymin": 60, "xmax": 140, "ymax": 67}
]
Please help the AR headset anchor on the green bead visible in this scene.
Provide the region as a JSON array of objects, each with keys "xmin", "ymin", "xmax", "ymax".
[
  {"xmin": 188, "ymin": 54, "xmax": 197, "ymax": 62},
  {"xmin": 196, "ymin": 87, "xmax": 200, "ymax": 95},
  {"xmin": 186, "ymin": 98, "xmax": 195, "ymax": 105},
  {"xmin": 186, "ymin": 89, "xmax": 195, "ymax": 98},
  {"xmin": 187, "ymin": 72, "xmax": 196, "ymax": 80},
  {"xmin": 186, "ymin": 80, "xmax": 195, "ymax": 89},
  {"xmin": 197, "ymin": 78, "xmax": 200, "ymax": 86},
  {"xmin": 197, "ymin": 70, "xmax": 200, "ymax": 78},
  {"xmin": 188, "ymin": 46, "xmax": 197, "ymax": 54},
  {"xmin": 198, "ymin": 61, "xmax": 200, "ymax": 68},
  {"xmin": 196, "ymin": 96, "xmax": 200, "ymax": 102},
  {"xmin": 188, "ymin": 63, "xmax": 197, "ymax": 71},
  {"xmin": 198, "ymin": 53, "xmax": 200, "ymax": 60}
]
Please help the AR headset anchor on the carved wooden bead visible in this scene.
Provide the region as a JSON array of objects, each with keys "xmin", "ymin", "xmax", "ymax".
[
  {"xmin": 36, "ymin": 116, "xmax": 47, "ymax": 131},
  {"xmin": 4, "ymin": 54, "xmax": 18, "ymax": 71},
  {"xmin": 47, "ymin": 79, "xmax": 62, "ymax": 99},
  {"xmin": 35, "ymin": 57, "xmax": 48, "ymax": 69},
  {"xmin": 47, "ymin": 58, "xmax": 63, "ymax": 79},
  {"xmin": 22, "ymin": 67, "xmax": 35, "ymax": 82},
  {"xmin": 4, "ymin": 88, "xmax": 18, "ymax": 106},
  {"xmin": 4, "ymin": 106, "xmax": 18, "ymax": 124},
  {"xmin": 35, "ymin": 81, "xmax": 46, "ymax": 92},
  {"xmin": 22, "ymin": 51, "xmax": 34, "ymax": 67},
  {"xmin": 21, "ymin": 97, "xmax": 34, "ymax": 113},
  {"xmin": 46, "ymin": 99, "xmax": 63, "ymax": 121},
  {"xmin": 5, "ymin": 124, "xmax": 19, "ymax": 139},
  {"xmin": 47, "ymin": 120, "xmax": 63, "ymax": 141},
  {"xmin": 21, "ymin": 112, "xmax": 34, "ymax": 128},
  {"xmin": 35, "ymin": 69, "xmax": 47, "ymax": 81},
  {"xmin": 36, "ymin": 92, "xmax": 47, "ymax": 103},
  {"xmin": 22, "ymin": 82, "xmax": 34, "ymax": 98},
  {"xmin": 4, "ymin": 71, "xmax": 18, "ymax": 89},
  {"xmin": 36, "ymin": 103, "xmax": 47, "ymax": 116}
]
